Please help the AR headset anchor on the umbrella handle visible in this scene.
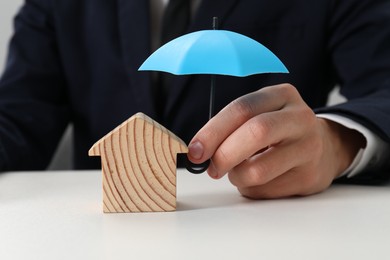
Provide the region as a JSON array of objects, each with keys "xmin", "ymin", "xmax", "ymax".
[{"xmin": 185, "ymin": 158, "xmax": 210, "ymax": 174}]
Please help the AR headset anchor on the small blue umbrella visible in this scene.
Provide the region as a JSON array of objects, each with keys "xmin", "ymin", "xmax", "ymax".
[
  {"xmin": 139, "ymin": 18, "xmax": 289, "ymax": 173},
  {"xmin": 139, "ymin": 30, "xmax": 288, "ymax": 77},
  {"xmin": 139, "ymin": 20, "xmax": 288, "ymax": 117}
]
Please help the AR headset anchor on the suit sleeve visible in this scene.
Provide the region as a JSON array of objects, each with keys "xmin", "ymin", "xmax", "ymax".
[
  {"xmin": 315, "ymin": 0, "xmax": 390, "ymax": 180},
  {"xmin": 0, "ymin": 0, "xmax": 70, "ymax": 171}
]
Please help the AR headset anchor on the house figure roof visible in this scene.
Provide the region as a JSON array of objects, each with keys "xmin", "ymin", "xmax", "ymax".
[{"xmin": 89, "ymin": 112, "xmax": 188, "ymax": 213}]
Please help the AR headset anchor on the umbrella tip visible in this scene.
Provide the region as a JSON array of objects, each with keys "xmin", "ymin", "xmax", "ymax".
[{"xmin": 213, "ymin": 17, "xmax": 219, "ymax": 30}]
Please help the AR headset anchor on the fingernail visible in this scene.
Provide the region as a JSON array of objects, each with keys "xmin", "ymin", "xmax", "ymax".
[
  {"xmin": 208, "ymin": 161, "xmax": 219, "ymax": 179},
  {"xmin": 209, "ymin": 170, "xmax": 219, "ymax": 179},
  {"xmin": 188, "ymin": 141, "xmax": 204, "ymax": 160}
]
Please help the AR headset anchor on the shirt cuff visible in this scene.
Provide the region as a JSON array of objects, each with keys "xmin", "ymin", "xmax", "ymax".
[{"xmin": 316, "ymin": 113, "xmax": 388, "ymax": 178}]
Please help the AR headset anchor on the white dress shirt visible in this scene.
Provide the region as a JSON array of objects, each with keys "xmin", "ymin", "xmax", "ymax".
[{"xmin": 318, "ymin": 113, "xmax": 388, "ymax": 178}]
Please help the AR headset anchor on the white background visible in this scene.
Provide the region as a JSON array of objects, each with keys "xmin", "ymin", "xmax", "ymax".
[{"xmin": 0, "ymin": 0, "xmax": 23, "ymax": 72}]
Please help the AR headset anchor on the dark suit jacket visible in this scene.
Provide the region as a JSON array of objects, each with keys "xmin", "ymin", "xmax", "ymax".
[{"xmin": 0, "ymin": 0, "xmax": 389, "ymax": 178}]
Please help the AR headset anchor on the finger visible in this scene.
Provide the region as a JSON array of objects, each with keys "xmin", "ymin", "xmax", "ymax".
[
  {"xmin": 209, "ymin": 108, "xmax": 306, "ymax": 178},
  {"xmin": 227, "ymin": 139, "xmax": 309, "ymax": 188},
  {"xmin": 237, "ymin": 169, "xmax": 304, "ymax": 199},
  {"xmin": 188, "ymin": 84, "xmax": 299, "ymax": 163},
  {"xmin": 237, "ymin": 168, "xmax": 327, "ymax": 199}
]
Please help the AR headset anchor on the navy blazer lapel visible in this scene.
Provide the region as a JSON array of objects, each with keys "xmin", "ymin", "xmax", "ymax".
[
  {"xmin": 165, "ymin": 0, "xmax": 239, "ymax": 117},
  {"xmin": 117, "ymin": 0, "xmax": 156, "ymax": 118}
]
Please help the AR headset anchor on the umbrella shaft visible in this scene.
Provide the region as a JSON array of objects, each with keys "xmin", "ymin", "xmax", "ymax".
[
  {"xmin": 209, "ymin": 75, "xmax": 216, "ymax": 119},
  {"xmin": 209, "ymin": 17, "xmax": 218, "ymax": 120}
]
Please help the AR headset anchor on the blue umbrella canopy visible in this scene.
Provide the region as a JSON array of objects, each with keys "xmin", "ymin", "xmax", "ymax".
[{"xmin": 139, "ymin": 30, "xmax": 289, "ymax": 76}]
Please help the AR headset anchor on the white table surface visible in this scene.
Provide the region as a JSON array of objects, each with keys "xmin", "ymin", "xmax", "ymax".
[{"xmin": 0, "ymin": 169, "xmax": 389, "ymax": 260}]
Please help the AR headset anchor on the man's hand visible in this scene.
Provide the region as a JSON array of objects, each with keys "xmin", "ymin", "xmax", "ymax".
[{"xmin": 187, "ymin": 84, "xmax": 365, "ymax": 199}]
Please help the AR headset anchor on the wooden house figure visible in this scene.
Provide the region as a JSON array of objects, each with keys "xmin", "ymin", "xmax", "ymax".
[{"xmin": 89, "ymin": 112, "xmax": 188, "ymax": 213}]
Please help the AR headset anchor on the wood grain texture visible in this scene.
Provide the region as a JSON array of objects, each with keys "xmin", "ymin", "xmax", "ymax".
[{"xmin": 89, "ymin": 113, "xmax": 188, "ymax": 213}]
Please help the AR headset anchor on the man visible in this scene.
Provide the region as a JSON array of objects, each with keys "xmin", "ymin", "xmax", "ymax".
[{"xmin": 0, "ymin": 0, "xmax": 389, "ymax": 199}]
